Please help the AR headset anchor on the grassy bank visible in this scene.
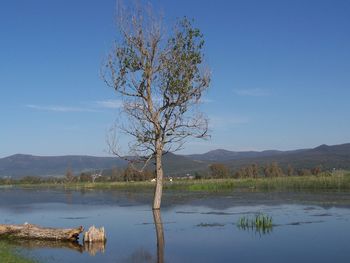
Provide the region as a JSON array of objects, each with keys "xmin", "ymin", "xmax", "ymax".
[
  {"xmin": 173, "ymin": 174, "xmax": 350, "ymax": 192},
  {"xmin": 4, "ymin": 172, "xmax": 350, "ymax": 192},
  {"xmin": 0, "ymin": 241, "xmax": 36, "ymax": 263}
]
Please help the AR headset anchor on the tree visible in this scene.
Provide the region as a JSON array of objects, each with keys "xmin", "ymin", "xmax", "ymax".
[
  {"xmin": 252, "ymin": 163, "xmax": 259, "ymax": 178},
  {"xmin": 65, "ymin": 167, "xmax": 74, "ymax": 183},
  {"xmin": 103, "ymin": 4, "xmax": 210, "ymax": 209},
  {"xmin": 209, "ymin": 163, "xmax": 230, "ymax": 178},
  {"xmin": 79, "ymin": 172, "xmax": 92, "ymax": 182},
  {"xmin": 264, "ymin": 162, "xmax": 283, "ymax": 177},
  {"xmin": 234, "ymin": 164, "xmax": 259, "ymax": 178},
  {"xmin": 311, "ymin": 166, "xmax": 322, "ymax": 176},
  {"xmin": 287, "ymin": 164, "xmax": 294, "ymax": 176}
]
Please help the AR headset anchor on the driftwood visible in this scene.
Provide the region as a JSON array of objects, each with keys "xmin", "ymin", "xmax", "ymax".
[{"xmin": 0, "ymin": 223, "xmax": 83, "ymax": 241}]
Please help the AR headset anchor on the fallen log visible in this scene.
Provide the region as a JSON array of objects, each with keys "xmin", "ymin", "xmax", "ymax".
[{"xmin": 0, "ymin": 223, "xmax": 83, "ymax": 241}]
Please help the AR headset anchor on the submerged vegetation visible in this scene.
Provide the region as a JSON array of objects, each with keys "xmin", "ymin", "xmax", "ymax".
[{"xmin": 237, "ymin": 214, "xmax": 273, "ymax": 234}]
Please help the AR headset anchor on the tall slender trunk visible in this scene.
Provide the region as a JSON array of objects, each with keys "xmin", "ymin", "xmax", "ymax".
[
  {"xmin": 152, "ymin": 209, "xmax": 164, "ymax": 263},
  {"xmin": 153, "ymin": 141, "xmax": 163, "ymax": 210}
]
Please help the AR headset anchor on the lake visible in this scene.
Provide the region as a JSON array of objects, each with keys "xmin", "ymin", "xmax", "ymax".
[{"xmin": 0, "ymin": 188, "xmax": 349, "ymax": 262}]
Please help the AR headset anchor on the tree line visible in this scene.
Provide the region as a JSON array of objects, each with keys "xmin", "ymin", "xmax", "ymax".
[
  {"xmin": 0, "ymin": 163, "xmax": 327, "ymax": 185},
  {"xmin": 0, "ymin": 166, "xmax": 156, "ymax": 185},
  {"xmin": 207, "ymin": 162, "xmax": 324, "ymax": 179}
]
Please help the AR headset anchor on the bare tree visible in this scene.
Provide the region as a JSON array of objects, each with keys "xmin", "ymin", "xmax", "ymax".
[
  {"xmin": 103, "ymin": 3, "xmax": 210, "ymax": 209},
  {"xmin": 65, "ymin": 167, "xmax": 74, "ymax": 183}
]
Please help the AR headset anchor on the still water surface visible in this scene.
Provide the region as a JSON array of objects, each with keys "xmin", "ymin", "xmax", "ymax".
[{"xmin": 0, "ymin": 188, "xmax": 349, "ymax": 263}]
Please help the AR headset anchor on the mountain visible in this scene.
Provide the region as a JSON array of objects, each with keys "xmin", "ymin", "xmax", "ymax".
[
  {"xmin": 1, "ymin": 143, "xmax": 350, "ymax": 178},
  {"xmin": 0, "ymin": 153, "xmax": 206, "ymax": 179},
  {"xmin": 0, "ymin": 154, "xmax": 126, "ymax": 178},
  {"xmin": 220, "ymin": 143, "xmax": 350, "ymax": 171},
  {"xmin": 148, "ymin": 152, "xmax": 208, "ymax": 176},
  {"xmin": 187, "ymin": 149, "xmax": 287, "ymax": 162}
]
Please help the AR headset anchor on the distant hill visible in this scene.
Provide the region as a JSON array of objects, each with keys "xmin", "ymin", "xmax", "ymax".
[
  {"xmin": 186, "ymin": 148, "xmax": 302, "ymax": 162},
  {"xmin": 0, "ymin": 153, "xmax": 206, "ymax": 179},
  {"xmin": 1, "ymin": 143, "xmax": 350, "ymax": 178},
  {"xmin": 219, "ymin": 143, "xmax": 350, "ymax": 171},
  {"xmin": 146, "ymin": 152, "xmax": 208, "ymax": 176},
  {"xmin": 0, "ymin": 154, "xmax": 126, "ymax": 178}
]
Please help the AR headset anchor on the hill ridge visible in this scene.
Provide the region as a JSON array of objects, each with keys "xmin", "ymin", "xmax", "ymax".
[{"xmin": 1, "ymin": 143, "xmax": 349, "ymax": 178}]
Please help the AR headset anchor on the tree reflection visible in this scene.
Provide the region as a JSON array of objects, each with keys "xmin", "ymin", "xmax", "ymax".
[{"xmin": 153, "ymin": 209, "xmax": 164, "ymax": 263}]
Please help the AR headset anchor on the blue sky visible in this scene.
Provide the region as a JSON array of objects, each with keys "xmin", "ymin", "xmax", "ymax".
[{"xmin": 1, "ymin": 0, "xmax": 349, "ymax": 157}]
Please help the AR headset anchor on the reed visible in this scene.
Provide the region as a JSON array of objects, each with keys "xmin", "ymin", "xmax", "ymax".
[{"xmin": 237, "ymin": 214, "xmax": 273, "ymax": 234}]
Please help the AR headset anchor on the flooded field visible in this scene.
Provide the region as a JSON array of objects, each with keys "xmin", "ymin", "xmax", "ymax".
[{"xmin": 0, "ymin": 188, "xmax": 349, "ymax": 262}]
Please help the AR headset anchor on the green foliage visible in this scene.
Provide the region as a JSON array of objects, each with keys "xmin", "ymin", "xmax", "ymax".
[
  {"xmin": 186, "ymin": 180, "xmax": 234, "ymax": 192},
  {"xmin": 162, "ymin": 17, "xmax": 207, "ymax": 97},
  {"xmin": 19, "ymin": 176, "xmax": 43, "ymax": 184},
  {"xmin": 2, "ymin": 171, "xmax": 350, "ymax": 192}
]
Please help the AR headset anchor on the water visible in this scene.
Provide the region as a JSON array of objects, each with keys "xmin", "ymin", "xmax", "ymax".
[{"xmin": 0, "ymin": 188, "xmax": 349, "ymax": 262}]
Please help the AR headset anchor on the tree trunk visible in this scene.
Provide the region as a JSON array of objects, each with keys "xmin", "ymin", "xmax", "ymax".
[
  {"xmin": 152, "ymin": 209, "xmax": 164, "ymax": 263},
  {"xmin": 153, "ymin": 143, "xmax": 163, "ymax": 210},
  {"xmin": 0, "ymin": 223, "xmax": 83, "ymax": 241}
]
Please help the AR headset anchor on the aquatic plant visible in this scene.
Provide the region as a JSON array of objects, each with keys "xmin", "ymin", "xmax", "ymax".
[{"xmin": 237, "ymin": 214, "xmax": 273, "ymax": 234}]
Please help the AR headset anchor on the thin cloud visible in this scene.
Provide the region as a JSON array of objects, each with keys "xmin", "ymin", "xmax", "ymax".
[
  {"xmin": 26, "ymin": 104, "xmax": 98, "ymax": 112},
  {"xmin": 95, "ymin": 99, "xmax": 122, "ymax": 109},
  {"xmin": 233, "ymin": 88, "xmax": 269, "ymax": 97}
]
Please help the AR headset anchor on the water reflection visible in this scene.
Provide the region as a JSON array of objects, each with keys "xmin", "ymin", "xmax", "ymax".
[
  {"xmin": 152, "ymin": 209, "xmax": 164, "ymax": 263},
  {"xmin": 1, "ymin": 188, "xmax": 350, "ymax": 263},
  {"xmin": 83, "ymin": 241, "xmax": 106, "ymax": 256},
  {"xmin": 6, "ymin": 239, "xmax": 84, "ymax": 253},
  {"xmin": 4, "ymin": 238, "xmax": 106, "ymax": 256},
  {"xmin": 237, "ymin": 224, "xmax": 273, "ymax": 235},
  {"xmin": 123, "ymin": 248, "xmax": 154, "ymax": 263}
]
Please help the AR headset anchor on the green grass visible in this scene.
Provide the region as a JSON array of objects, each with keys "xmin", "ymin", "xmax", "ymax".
[
  {"xmin": 237, "ymin": 214, "xmax": 273, "ymax": 233},
  {"xmin": 165, "ymin": 173, "xmax": 350, "ymax": 192},
  {"xmin": 0, "ymin": 241, "xmax": 37, "ymax": 263},
  {"xmin": 3, "ymin": 171, "xmax": 350, "ymax": 192}
]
